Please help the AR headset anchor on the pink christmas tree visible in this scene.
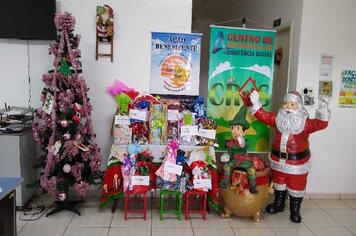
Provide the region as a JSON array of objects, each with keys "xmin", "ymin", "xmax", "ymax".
[{"xmin": 32, "ymin": 12, "xmax": 101, "ymax": 216}]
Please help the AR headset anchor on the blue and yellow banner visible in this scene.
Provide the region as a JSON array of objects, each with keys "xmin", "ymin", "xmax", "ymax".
[
  {"xmin": 150, "ymin": 32, "xmax": 202, "ymax": 95},
  {"xmin": 338, "ymin": 69, "xmax": 356, "ymax": 108},
  {"xmin": 207, "ymin": 26, "xmax": 276, "ymax": 151}
]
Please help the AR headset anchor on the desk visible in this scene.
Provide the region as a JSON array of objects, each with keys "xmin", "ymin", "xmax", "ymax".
[
  {"xmin": 0, "ymin": 129, "xmax": 36, "ymax": 207},
  {"xmin": 0, "ymin": 177, "xmax": 23, "ymax": 236}
]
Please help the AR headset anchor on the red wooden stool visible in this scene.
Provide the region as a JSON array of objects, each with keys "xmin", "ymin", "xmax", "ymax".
[
  {"xmin": 124, "ymin": 190, "xmax": 147, "ymax": 220},
  {"xmin": 183, "ymin": 190, "xmax": 207, "ymax": 220}
]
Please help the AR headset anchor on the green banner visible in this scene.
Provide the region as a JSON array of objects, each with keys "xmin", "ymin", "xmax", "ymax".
[{"xmin": 207, "ymin": 26, "xmax": 276, "ymax": 152}]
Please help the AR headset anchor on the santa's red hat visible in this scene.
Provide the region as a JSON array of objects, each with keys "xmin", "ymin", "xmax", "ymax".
[
  {"xmin": 104, "ymin": 5, "xmax": 113, "ymax": 15},
  {"xmin": 190, "ymin": 160, "xmax": 206, "ymax": 170}
]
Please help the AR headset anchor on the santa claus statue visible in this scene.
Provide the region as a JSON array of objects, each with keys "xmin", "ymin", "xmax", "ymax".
[
  {"xmin": 249, "ymin": 90, "xmax": 331, "ymax": 223},
  {"xmin": 96, "ymin": 5, "xmax": 114, "ymax": 42}
]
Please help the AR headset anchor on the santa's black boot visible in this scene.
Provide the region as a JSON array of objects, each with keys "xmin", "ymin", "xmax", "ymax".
[
  {"xmin": 289, "ymin": 196, "xmax": 303, "ymax": 223},
  {"xmin": 266, "ymin": 190, "xmax": 287, "ymax": 214}
]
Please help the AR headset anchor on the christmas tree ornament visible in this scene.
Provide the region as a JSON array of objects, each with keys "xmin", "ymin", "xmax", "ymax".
[
  {"xmin": 63, "ymin": 132, "xmax": 71, "ymax": 140},
  {"xmin": 58, "ymin": 192, "xmax": 67, "ymax": 201},
  {"xmin": 43, "ymin": 92, "xmax": 54, "ymax": 115},
  {"xmin": 63, "ymin": 164, "xmax": 71, "ymax": 173},
  {"xmin": 59, "ymin": 58, "xmax": 72, "ymax": 76},
  {"xmin": 72, "ymin": 103, "xmax": 82, "ymax": 123},
  {"xmin": 60, "ymin": 119, "xmax": 69, "ymax": 128},
  {"xmin": 50, "ymin": 140, "xmax": 62, "ymax": 155}
]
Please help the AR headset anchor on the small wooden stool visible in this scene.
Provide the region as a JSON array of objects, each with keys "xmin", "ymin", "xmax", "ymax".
[
  {"xmin": 183, "ymin": 190, "xmax": 207, "ymax": 220},
  {"xmin": 124, "ymin": 190, "xmax": 147, "ymax": 220},
  {"xmin": 159, "ymin": 190, "xmax": 182, "ymax": 221}
]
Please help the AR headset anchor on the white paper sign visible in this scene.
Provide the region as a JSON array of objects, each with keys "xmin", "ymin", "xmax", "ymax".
[
  {"xmin": 114, "ymin": 115, "xmax": 131, "ymax": 125},
  {"xmin": 168, "ymin": 109, "xmax": 179, "ymax": 121},
  {"xmin": 198, "ymin": 128, "xmax": 216, "ymax": 139},
  {"xmin": 129, "ymin": 109, "xmax": 148, "ymax": 121},
  {"xmin": 180, "ymin": 125, "xmax": 198, "ymax": 136},
  {"xmin": 193, "ymin": 179, "xmax": 212, "ymax": 189},
  {"xmin": 131, "ymin": 176, "xmax": 150, "ymax": 186},
  {"xmin": 319, "ymin": 54, "xmax": 333, "ymax": 79},
  {"xmin": 164, "ymin": 161, "xmax": 183, "ymax": 175}
]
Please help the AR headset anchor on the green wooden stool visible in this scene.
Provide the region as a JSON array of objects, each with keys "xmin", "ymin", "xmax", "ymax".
[{"xmin": 159, "ymin": 189, "xmax": 182, "ymax": 220}]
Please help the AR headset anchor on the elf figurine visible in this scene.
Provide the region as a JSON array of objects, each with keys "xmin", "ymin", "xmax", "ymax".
[{"xmin": 221, "ymin": 105, "xmax": 258, "ymax": 194}]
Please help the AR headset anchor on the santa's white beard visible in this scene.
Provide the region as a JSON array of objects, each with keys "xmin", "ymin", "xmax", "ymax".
[
  {"xmin": 276, "ymin": 107, "xmax": 308, "ymax": 134},
  {"xmin": 101, "ymin": 13, "xmax": 109, "ymax": 23}
]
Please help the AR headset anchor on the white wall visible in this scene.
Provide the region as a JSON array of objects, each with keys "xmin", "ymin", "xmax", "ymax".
[
  {"xmin": 0, "ymin": 0, "xmax": 192, "ymax": 169},
  {"xmin": 298, "ymin": 0, "xmax": 356, "ymax": 194},
  {"xmin": 193, "ymin": 0, "xmax": 356, "ymax": 195}
]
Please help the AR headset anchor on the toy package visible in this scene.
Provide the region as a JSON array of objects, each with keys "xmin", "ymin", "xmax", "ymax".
[
  {"xmin": 112, "ymin": 109, "xmax": 132, "ymax": 145},
  {"xmin": 111, "ymin": 89, "xmax": 133, "ymax": 145},
  {"xmin": 130, "ymin": 94, "xmax": 160, "ymax": 144},
  {"xmin": 196, "ymin": 118, "xmax": 217, "ymax": 146},
  {"xmin": 149, "ymin": 104, "xmax": 167, "ymax": 145},
  {"xmin": 178, "ymin": 110, "xmax": 198, "ymax": 145},
  {"xmin": 166, "ymin": 103, "xmax": 180, "ymax": 144}
]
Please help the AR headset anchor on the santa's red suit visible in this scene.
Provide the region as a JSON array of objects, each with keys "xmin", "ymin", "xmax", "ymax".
[
  {"xmin": 250, "ymin": 90, "xmax": 331, "ymax": 223},
  {"xmin": 252, "ymin": 107, "xmax": 328, "ymax": 197}
]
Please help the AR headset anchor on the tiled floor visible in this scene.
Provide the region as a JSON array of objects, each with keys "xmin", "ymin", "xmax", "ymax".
[{"xmin": 16, "ymin": 196, "xmax": 356, "ymax": 236}]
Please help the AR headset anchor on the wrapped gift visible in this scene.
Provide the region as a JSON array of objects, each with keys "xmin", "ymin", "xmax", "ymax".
[
  {"xmin": 187, "ymin": 149, "xmax": 211, "ymax": 192},
  {"xmin": 113, "ymin": 125, "xmax": 132, "ymax": 145},
  {"xmin": 112, "ymin": 100, "xmax": 132, "ymax": 144},
  {"xmin": 166, "ymin": 105, "xmax": 180, "ymax": 143},
  {"xmin": 121, "ymin": 153, "xmax": 134, "ymax": 192},
  {"xmin": 130, "ymin": 94, "xmax": 160, "ymax": 144},
  {"xmin": 132, "ymin": 149, "xmax": 154, "ymax": 193},
  {"xmin": 122, "ymin": 144, "xmax": 141, "ymax": 191},
  {"xmin": 193, "ymin": 96, "xmax": 207, "ymax": 119},
  {"xmin": 231, "ymin": 169, "xmax": 249, "ymax": 195},
  {"xmin": 149, "ymin": 104, "xmax": 167, "ymax": 145},
  {"xmin": 132, "ymin": 161, "xmax": 152, "ymax": 193},
  {"xmin": 196, "ymin": 118, "xmax": 217, "ymax": 146},
  {"xmin": 155, "ymin": 140, "xmax": 183, "ymax": 191},
  {"xmin": 178, "ymin": 110, "xmax": 198, "ymax": 145},
  {"xmin": 131, "ymin": 121, "xmax": 149, "ymax": 144}
]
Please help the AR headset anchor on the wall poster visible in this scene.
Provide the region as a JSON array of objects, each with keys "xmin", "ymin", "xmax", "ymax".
[
  {"xmin": 338, "ymin": 69, "xmax": 356, "ymax": 108},
  {"xmin": 150, "ymin": 32, "xmax": 202, "ymax": 96},
  {"xmin": 207, "ymin": 26, "xmax": 276, "ymax": 151}
]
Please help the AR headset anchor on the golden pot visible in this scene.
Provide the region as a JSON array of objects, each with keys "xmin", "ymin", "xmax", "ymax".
[{"xmin": 219, "ymin": 167, "xmax": 270, "ymax": 222}]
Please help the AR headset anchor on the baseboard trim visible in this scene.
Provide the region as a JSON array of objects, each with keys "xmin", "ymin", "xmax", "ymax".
[
  {"xmin": 69, "ymin": 186, "xmax": 356, "ymax": 200},
  {"xmin": 304, "ymin": 193, "xmax": 356, "ymax": 200}
]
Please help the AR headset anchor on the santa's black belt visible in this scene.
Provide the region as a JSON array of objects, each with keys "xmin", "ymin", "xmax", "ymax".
[{"xmin": 272, "ymin": 148, "xmax": 310, "ymax": 161}]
